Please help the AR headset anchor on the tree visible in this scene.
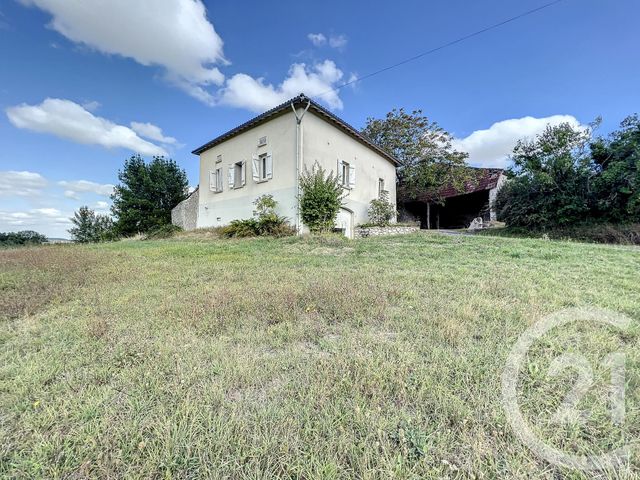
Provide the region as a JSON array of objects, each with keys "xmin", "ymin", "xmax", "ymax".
[
  {"xmin": 495, "ymin": 122, "xmax": 596, "ymax": 228},
  {"xmin": 0, "ymin": 230, "xmax": 47, "ymax": 246},
  {"xmin": 591, "ymin": 114, "xmax": 640, "ymax": 222},
  {"xmin": 68, "ymin": 206, "xmax": 115, "ymax": 243},
  {"xmin": 111, "ymin": 155, "xmax": 188, "ymax": 236},
  {"xmin": 361, "ymin": 108, "xmax": 470, "ymax": 202},
  {"xmin": 299, "ymin": 163, "xmax": 345, "ymax": 233}
]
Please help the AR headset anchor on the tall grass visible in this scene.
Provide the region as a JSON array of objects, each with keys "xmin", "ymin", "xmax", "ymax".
[{"xmin": 1, "ymin": 233, "xmax": 638, "ymax": 478}]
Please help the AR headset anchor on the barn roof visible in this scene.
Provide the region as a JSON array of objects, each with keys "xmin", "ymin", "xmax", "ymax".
[{"xmin": 439, "ymin": 168, "xmax": 504, "ymax": 199}]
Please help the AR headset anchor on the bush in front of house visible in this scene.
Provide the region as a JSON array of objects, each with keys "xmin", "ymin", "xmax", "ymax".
[
  {"xmin": 299, "ymin": 162, "xmax": 345, "ymax": 233},
  {"xmin": 367, "ymin": 194, "xmax": 396, "ymax": 227},
  {"xmin": 220, "ymin": 195, "xmax": 295, "ymax": 238}
]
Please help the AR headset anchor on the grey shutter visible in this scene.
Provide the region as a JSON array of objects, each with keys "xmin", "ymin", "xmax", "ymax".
[
  {"xmin": 209, "ymin": 170, "xmax": 216, "ymax": 191},
  {"xmin": 337, "ymin": 159, "xmax": 343, "ymax": 185},
  {"xmin": 266, "ymin": 154, "xmax": 273, "ymax": 179},
  {"xmin": 349, "ymin": 164, "xmax": 356, "ymax": 188},
  {"xmin": 228, "ymin": 164, "xmax": 235, "ymax": 188},
  {"xmin": 241, "ymin": 161, "xmax": 246, "ymax": 186},
  {"xmin": 252, "ymin": 154, "xmax": 259, "ymax": 181}
]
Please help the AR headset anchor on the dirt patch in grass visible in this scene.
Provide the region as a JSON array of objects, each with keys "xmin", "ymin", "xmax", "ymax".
[{"xmin": 0, "ymin": 245, "xmax": 106, "ymax": 321}]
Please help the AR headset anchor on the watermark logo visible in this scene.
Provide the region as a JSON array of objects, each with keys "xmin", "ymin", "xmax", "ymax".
[{"xmin": 501, "ymin": 307, "xmax": 633, "ymax": 472}]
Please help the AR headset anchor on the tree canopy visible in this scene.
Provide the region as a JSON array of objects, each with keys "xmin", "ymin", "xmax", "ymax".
[
  {"xmin": 361, "ymin": 108, "xmax": 469, "ymax": 202},
  {"xmin": 496, "ymin": 115, "xmax": 640, "ymax": 229},
  {"xmin": 0, "ymin": 230, "xmax": 47, "ymax": 247},
  {"xmin": 111, "ymin": 155, "xmax": 188, "ymax": 236},
  {"xmin": 68, "ymin": 206, "xmax": 115, "ymax": 243},
  {"xmin": 591, "ymin": 114, "xmax": 640, "ymax": 222}
]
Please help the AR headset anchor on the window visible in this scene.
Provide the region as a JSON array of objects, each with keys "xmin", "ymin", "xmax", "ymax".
[
  {"xmin": 258, "ymin": 136, "xmax": 267, "ymax": 147},
  {"xmin": 234, "ymin": 163, "xmax": 243, "ymax": 187},
  {"xmin": 337, "ymin": 160, "xmax": 356, "ymax": 189},
  {"xmin": 260, "ymin": 154, "xmax": 268, "ymax": 180},
  {"xmin": 341, "ymin": 162, "xmax": 350, "ymax": 187},
  {"xmin": 378, "ymin": 178, "xmax": 387, "ymax": 198},
  {"xmin": 252, "ymin": 153, "xmax": 272, "ymax": 182},
  {"xmin": 210, "ymin": 166, "xmax": 223, "ymax": 193},
  {"xmin": 228, "ymin": 161, "xmax": 246, "ymax": 189}
]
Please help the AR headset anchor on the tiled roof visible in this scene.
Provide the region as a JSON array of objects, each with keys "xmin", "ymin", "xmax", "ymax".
[
  {"xmin": 438, "ymin": 168, "xmax": 504, "ymax": 199},
  {"xmin": 191, "ymin": 94, "xmax": 399, "ymax": 165},
  {"xmin": 408, "ymin": 167, "xmax": 505, "ymax": 202}
]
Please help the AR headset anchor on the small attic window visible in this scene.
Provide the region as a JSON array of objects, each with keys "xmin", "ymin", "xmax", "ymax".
[
  {"xmin": 216, "ymin": 154, "xmax": 222, "ymax": 163},
  {"xmin": 258, "ymin": 136, "xmax": 267, "ymax": 147}
]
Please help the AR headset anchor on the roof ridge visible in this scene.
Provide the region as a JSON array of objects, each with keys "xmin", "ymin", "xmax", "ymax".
[{"xmin": 191, "ymin": 94, "xmax": 398, "ymax": 165}]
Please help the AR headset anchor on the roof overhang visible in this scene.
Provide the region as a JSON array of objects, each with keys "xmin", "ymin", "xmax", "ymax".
[{"xmin": 191, "ymin": 94, "xmax": 399, "ymax": 166}]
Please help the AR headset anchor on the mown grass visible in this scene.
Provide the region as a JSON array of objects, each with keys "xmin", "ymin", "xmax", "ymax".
[{"xmin": 1, "ymin": 233, "xmax": 639, "ymax": 478}]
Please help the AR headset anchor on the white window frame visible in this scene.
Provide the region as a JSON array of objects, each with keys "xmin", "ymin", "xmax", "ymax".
[
  {"xmin": 337, "ymin": 159, "xmax": 356, "ymax": 189},
  {"xmin": 253, "ymin": 153, "xmax": 272, "ymax": 183},
  {"xmin": 210, "ymin": 166, "xmax": 223, "ymax": 193},
  {"xmin": 230, "ymin": 160, "xmax": 245, "ymax": 189},
  {"xmin": 341, "ymin": 162, "xmax": 350, "ymax": 187},
  {"xmin": 378, "ymin": 178, "xmax": 388, "ymax": 199}
]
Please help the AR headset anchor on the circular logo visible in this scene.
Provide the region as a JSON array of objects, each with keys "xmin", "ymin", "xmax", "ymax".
[{"xmin": 501, "ymin": 307, "xmax": 633, "ymax": 472}]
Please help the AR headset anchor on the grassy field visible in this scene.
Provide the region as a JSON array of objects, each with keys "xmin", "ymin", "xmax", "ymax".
[{"xmin": 1, "ymin": 232, "xmax": 639, "ymax": 478}]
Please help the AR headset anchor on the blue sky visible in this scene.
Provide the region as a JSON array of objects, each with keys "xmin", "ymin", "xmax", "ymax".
[{"xmin": 1, "ymin": 0, "xmax": 638, "ymax": 237}]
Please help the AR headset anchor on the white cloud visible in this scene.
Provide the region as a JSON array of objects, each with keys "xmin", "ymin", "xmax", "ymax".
[
  {"xmin": 31, "ymin": 208, "xmax": 62, "ymax": 217},
  {"xmin": 0, "ymin": 171, "xmax": 47, "ymax": 196},
  {"xmin": 0, "ymin": 208, "xmax": 72, "ymax": 235},
  {"xmin": 218, "ymin": 60, "xmax": 344, "ymax": 112},
  {"xmin": 82, "ymin": 100, "xmax": 101, "ymax": 111},
  {"xmin": 64, "ymin": 190, "xmax": 79, "ymax": 200},
  {"xmin": 307, "ymin": 33, "xmax": 327, "ymax": 47},
  {"xmin": 130, "ymin": 122, "xmax": 177, "ymax": 144},
  {"xmin": 453, "ymin": 115, "xmax": 584, "ymax": 168},
  {"xmin": 308, "ymin": 32, "xmax": 347, "ymax": 50},
  {"xmin": 95, "ymin": 201, "xmax": 109, "ymax": 210},
  {"xmin": 20, "ymin": 0, "xmax": 226, "ymax": 100},
  {"xmin": 6, "ymin": 98, "xmax": 167, "ymax": 156},
  {"xmin": 329, "ymin": 34, "xmax": 348, "ymax": 49},
  {"xmin": 20, "ymin": 1, "xmax": 351, "ymax": 111},
  {"xmin": 58, "ymin": 180, "xmax": 114, "ymax": 197}
]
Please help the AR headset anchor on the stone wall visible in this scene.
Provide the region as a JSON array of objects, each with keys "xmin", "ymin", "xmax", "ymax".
[
  {"xmin": 355, "ymin": 225, "xmax": 419, "ymax": 238},
  {"xmin": 171, "ymin": 188, "xmax": 199, "ymax": 231}
]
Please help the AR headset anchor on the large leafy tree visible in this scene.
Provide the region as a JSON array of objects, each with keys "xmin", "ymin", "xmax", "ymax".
[
  {"xmin": 361, "ymin": 108, "xmax": 469, "ymax": 202},
  {"xmin": 591, "ymin": 114, "xmax": 640, "ymax": 222},
  {"xmin": 111, "ymin": 155, "xmax": 188, "ymax": 236},
  {"xmin": 496, "ymin": 122, "xmax": 596, "ymax": 228}
]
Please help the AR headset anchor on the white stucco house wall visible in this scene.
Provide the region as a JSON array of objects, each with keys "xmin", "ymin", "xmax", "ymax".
[{"xmin": 172, "ymin": 94, "xmax": 398, "ymax": 238}]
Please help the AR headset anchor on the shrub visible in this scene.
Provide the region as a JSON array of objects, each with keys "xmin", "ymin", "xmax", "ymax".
[
  {"xmin": 219, "ymin": 219, "xmax": 260, "ymax": 238},
  {"xmin": 220, "ymin": 195, "xmax": 295, "ymax": 238},
  {"xmin": 143, "ymin": 224, "xmax": 183, "ymax": 240},
  {"xmin": 367, "ymin": 194, "xmax": 396, "ymax": 226},
  {"xmin": 299, "ymin": 163, "xmax": 345, "ymax": 233}
]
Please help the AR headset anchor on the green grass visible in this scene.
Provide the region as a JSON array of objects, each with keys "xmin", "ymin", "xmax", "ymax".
[{"xmin": 1, "ymin": 233, "xmax": 639, "ymax": 478}]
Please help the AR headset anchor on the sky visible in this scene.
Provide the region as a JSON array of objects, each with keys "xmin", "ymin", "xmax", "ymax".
[{"xmin": 1, "ymin": 0, "xmax": 638, "ymax": 238}]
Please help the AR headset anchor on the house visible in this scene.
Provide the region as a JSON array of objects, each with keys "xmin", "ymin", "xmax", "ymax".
[
  {"xmin": 401, "ymin": 168, "xmax": 506, "ymax": 229},
  {"xmin": 172, "ymin": 94, "xmax": 398, "ymax": 238}
]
